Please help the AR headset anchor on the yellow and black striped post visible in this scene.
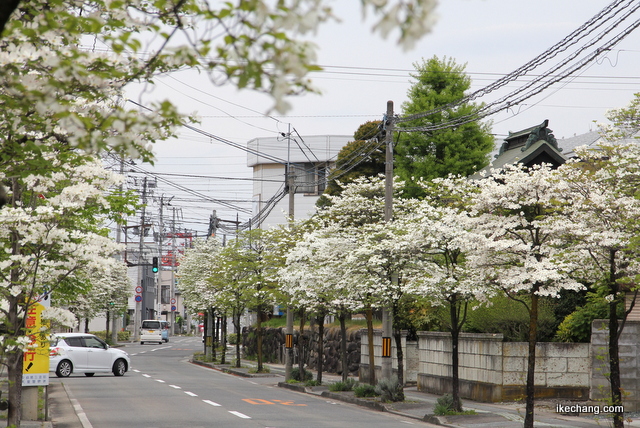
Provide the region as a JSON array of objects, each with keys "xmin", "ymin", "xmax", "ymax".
[
  {"xmin": 382, "ymin": 337, "xmax": 392, "ymax": 358},
  {"xmin": 285, "ymin": 333, "xmax": 293, "ymax": 349}
]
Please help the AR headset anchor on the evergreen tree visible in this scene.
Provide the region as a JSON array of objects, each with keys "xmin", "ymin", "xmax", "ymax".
[
  {"xmin": 395, "ymin": 56, "xmax": 494, "ymax": 197},
  {"xmin": 317, "ymin": 121, "xmax": 385, "ymax": 207}
]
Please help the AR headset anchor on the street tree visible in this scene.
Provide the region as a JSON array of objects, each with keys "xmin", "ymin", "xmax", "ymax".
[
  {"xmin": 467, "ymin": 163, "xmax": 583, "ymax": 428},
  {"xmin": 395, "ymin": 56, "xmax": 494, "ymax": 198},
  {"xmin": 316, "ymin": 176, "xmax": 418, "ymax": 393},
  {"xmin": 406, "ymin": 176, "xmax": 482, "ymax": 412},
  {"xmin": 556, "ymin": 144, "xmax": 640, "ymax": 428},
  {"xmin": 57, "ymin": 261, "xmax": 131, "ymax": 339},
  {"xmin": 0, "ymin": 154, "xmax": 134, "ymax": 426},
  {"xmin": 598, "ymin": 92, "xmax": 640, "ymax": 140},
  {"xmin": 178, "ymin": 237, "xmax": 223, "ymax": 359},
  {"xmin": 280, "ymin": 227, "xmax": 361, "ymax": 383}
]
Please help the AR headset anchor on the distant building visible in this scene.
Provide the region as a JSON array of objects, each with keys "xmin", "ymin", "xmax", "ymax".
[{"xmin": 247, "ymin": 134, "xmax": 352, "ymax": 229}]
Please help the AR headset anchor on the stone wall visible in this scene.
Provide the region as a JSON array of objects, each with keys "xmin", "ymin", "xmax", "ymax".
[{"xmin": 241, "ymin": 325, "xmax": 361, "ymax": 376}]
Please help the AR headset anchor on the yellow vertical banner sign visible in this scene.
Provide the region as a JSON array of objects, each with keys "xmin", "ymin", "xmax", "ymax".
[{"xmin": 22, "ymin": 297, "xmax": 50, "ymax": 386}]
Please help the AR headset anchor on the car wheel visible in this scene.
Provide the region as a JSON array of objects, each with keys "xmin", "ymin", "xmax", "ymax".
[
  {"xmin": 85, "ymin": 373, "xmax": 95, "ymax": 377},
  {"xmin": 140, "ymin": 342, "xmax": 144, "ymax": 345},
  {"xmin": 112, "ymin": 359, "xmax": 127, "ymax": 376},
  {"xmin": 55, "ymin": 360, "xmax": 72, "ymax": 378}
]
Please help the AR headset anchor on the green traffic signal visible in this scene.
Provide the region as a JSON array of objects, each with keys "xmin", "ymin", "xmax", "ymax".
[{"xmin": 152, "ymin": 256, "xmax": 159, "ymax": 273}]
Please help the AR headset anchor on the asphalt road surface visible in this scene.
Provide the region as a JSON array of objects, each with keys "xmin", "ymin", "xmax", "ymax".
[{"xmin": 50, "ymin": 336, "xmax": 425, "ymax": 427}]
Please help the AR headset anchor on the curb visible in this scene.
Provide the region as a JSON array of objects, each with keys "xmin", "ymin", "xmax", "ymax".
[{"xmin": 190, "ymin": 358, "xmax": 278, "ymax": 378}]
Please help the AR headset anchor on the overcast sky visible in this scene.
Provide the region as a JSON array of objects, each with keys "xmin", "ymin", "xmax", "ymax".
[{"xmin": 126, "ymin": 0, "xmax": 640, "ymax": 234}]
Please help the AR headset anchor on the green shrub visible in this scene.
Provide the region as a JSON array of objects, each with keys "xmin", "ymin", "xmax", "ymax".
[
  {"xmin": 291, "ymin": 367, "xmax": 313, "ymax": 382},
  {"xmin": 464, "ymin": 295, "xmax": 557, "ymax": 342},
  {"xmin": 117, "ymin": 330, "xmax": 131, "ymax": 341},
  {"xmin": 555, "ymin": 292, "xmax": 623, "ymax": 342},
  {"xmin": 374, "ymin": 376, "xmax": 403, "ymax": 402},
  {"xmin": 433, "ymin": 394, "xmax": 475, "ymax": 415},
  {"xmin": 434, "ymin": 394, "xmax": 455, "ymax": 415},
  {"xmin": 227, "ymin": 333, "xmax": 238, "ymax": 345},
  {"xmin": 305, "ymin": 380, "xmax": 321, "ymax": 387},
  {"xmin": 354, "ymin": 383, "xmax": 378, "ymax": 398},
  {"xmin": 328, "ymin": 378, "xmax": 357, "ymax": 392}
]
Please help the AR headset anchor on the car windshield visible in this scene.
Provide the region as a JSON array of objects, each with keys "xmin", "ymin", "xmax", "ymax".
[{"xmin": 142, "ymin": 321, "xmax": 161, "ymax": 329}]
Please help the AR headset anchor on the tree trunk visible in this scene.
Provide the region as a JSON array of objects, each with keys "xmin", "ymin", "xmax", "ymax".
[
  {"xmin": 450, "ymin": 295, "xmax": 462, "ymax": 412},
  {"xmin": 220, "ymin": 315, "xmax": 227, "ymax": 365},
  {"xmin": 106, "ymin": 310, "xmax": 110, "ymax": 341},
  {"xmin": 524, "ymin": 292, "xmax": 539, "ymax": 428},
  {"xmin": 366, "ymin": 307, "xmax": 376, "ymax": 385},
  {"xmin": 234, "ymin": 309, "xmax": 241, "ymax": 368},
  {"xmin": 608, "ymin": 250, "xmax": 624, "ymax": 428},
  {"xmin": 339, "ymin": 311, "xmax": 348, "ymax": 382},
  {"xmin": 392, "ymin": 327, "xmax": 405, "ymax": 401},
  {"xmin": 256, "ymin": 305, "xmax": 264, "ymax": 372},
  {"xmin": 298, "ymin": 309, "xmax": 306, "ymax": 381},
  {"xmin": 316, "ymin": 314, "xmax": 325, "ymax": 384},
  {"xmin": 7, "ymin": 294, "xmax": 23, "ymax": 427}
]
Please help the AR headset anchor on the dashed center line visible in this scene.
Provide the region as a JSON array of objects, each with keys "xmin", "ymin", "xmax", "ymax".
[
  {"xmin": 156, "ymin": 379, "xmax": 165, "ymax": 383},
  {"xmin": 228, "ymin": 411, "xmax": 251, "ymax": 419},
  {"xmin": 203, "ymin": 400, "xmax": 221, "ymax": 407},
  {"xmin": 185, "ymin": 391, "xmax": 198, "ymax": 397},
  {"xmin": 169, "ymin": 385, "xmax": 181, "ymax": 389},
  {"xmin": 142, "ymin": 374, "xmax": 151, "ymax": 378}
]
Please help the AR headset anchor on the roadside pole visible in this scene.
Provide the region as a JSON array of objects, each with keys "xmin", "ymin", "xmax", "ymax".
[
  {"xmin": 285, "ymin": 124, "xmax": 294, "ymax": 381},
  {"xmin": 381, "ymin": 101, "xmax": 394, "ymax": 381}
]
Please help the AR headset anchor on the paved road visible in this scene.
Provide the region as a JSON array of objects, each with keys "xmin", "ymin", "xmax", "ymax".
[{"xmin": 50, "ymin": 336, "xmax": 428, "ymax": 427}]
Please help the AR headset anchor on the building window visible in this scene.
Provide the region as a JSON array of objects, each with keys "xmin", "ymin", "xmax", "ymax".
[{"xmin": 293, "ymin": 163, "xmax": 328, "ymax": 195}]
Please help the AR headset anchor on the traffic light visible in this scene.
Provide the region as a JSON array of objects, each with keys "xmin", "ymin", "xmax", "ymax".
[{"xmin": 152, "ymin": 257, "xmax": 159, "ymax": 273}]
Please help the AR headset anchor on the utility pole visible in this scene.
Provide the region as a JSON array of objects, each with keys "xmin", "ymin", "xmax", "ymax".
[
  {"xmin": 112, "ymin": 155, "xmax": 125, "ymax": 344},
  {"xmin": 285, "ymin": 123, "xmax": 294, "ymax": 381},
  {"xmin": 381, "ymin": 100, "xmax": 394, "ymax": 381},
  {"xmin": 134, "ymin": 177, "xmax": 148, "ymax": 342}
]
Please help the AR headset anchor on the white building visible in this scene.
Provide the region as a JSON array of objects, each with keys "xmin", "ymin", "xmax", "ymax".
[{"xmin": 248, "ymin": 134, "xmax": 352, "ymax": 228}]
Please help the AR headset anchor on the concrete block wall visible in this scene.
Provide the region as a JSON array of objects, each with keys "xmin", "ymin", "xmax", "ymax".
[
  {"xmin": 360, "ymin": 330, "xmax": 416, "ymax": 385},
  {"xmin": 591, "ymin": 320, "xmax": 640, "ymax": 412},
  {"xmin": 415, "ymin": 332, "xmax": 590, "ymax": 402},
  {"xmin": 502, "ymin": 342, "xmax": 590, "ymax": 388}
]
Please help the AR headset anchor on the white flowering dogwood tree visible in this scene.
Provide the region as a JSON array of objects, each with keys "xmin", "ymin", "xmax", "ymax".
[
  {"xmin": 178, "ymin": 237, "xmax": 224, "ymax": 359},
  {"xmin": 280, "ymin": 226, "xmax": 362, "ymax": 383},
  {"xmin": 467, "ymin": 163, "xmax": 583, "ymax": 428},
  {"xmin": 55, "ymin": 261, "xmax": 132, "ymax": 337},
  {"xmin": 405, "ymin": 176, "xmax": 483, "ymax": 412},
  {"xmin": 314, "ymin": 176, "xmax": 419, "ymax": 393},
  {"xmin": 0, "ymin": 153, "xmax": 134, "ymax": 425},
  {"xmin": 556, "ymin": 144, "xmax": 640, "ymax": 428}
]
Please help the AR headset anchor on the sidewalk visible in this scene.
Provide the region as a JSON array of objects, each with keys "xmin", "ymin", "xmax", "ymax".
[{"xmin": 194, "ymin": 356, "xmax": 640, "ymax": 428}]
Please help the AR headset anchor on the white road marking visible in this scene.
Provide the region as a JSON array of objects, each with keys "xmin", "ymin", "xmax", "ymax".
[
  {"xmin": 203, "ymin": 400, "xmax": 221, "ymax": 407},
  {"xmin": 169, "ymin": 385, "xmax": 181, "ymax": 389},
  {"xmin": 228, "ymin": 411, "xmax": 251, "ymax": 419},
  {"xmin": 132, "ymin": 369, "xmax": 140, "ymax": 373},
  {"xmin": 185, "ymin": 391, "xmax": 198, "ymax": 397},
  {"xmin": 142, "ymin": 374, "xmax": 151, "ymax": 378},
  {"xmin": 155, "ymin": 379, "xmax": 165, "ymax": 383}
]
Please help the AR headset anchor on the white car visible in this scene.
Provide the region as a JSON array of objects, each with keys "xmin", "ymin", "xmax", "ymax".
[
  {"xmin": 140, "ymin": 320, "xmax": 163, "ymax": 345},
  {"xmin": 49, "ymin": 333, "xmax": 130, "ymax": 377}
]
